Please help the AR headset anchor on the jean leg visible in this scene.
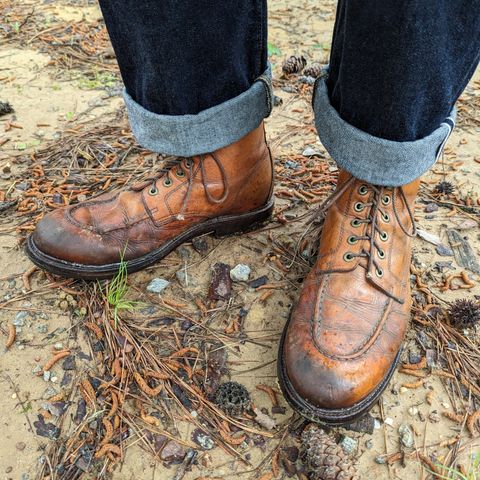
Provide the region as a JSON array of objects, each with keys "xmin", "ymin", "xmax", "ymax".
[
  {"xmin": 314, "ymin": 0, "xmax": 480, "ymax": 185},
  {"xmin": 98, "ymin": 1, "xmax": 271, "ymax": 155}
]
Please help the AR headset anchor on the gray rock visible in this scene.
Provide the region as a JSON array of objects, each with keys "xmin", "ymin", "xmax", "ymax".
[
  {"xmin": 302, "ymin": 146, "xmax": 321, "ymax": 157},
  {"xmin": 43, "ymin": 371, "xmax": 51, "ymax": 382},
  {"xmin": 285, "ymin": 160, "xmax": 300, "ymax": 170},
  {"xmin": 13, "ymin": 311, "xmax": 28, "ymax": 326},
  {"xmin": 436, "ymin": 244, "xmax": 454, "ymax": 256},
  {"xmin": 146, "ymin": 278, "xmax": 170, "ymax": 294},
  {"xmin": 42, "ymin": 386, "xmax": 58, "ymax": 399},
  {"xmin": 36, "ymin": 324, "xmax": 48, "ymax": 334},
  {"xmin": 398, "ymin": 424, "xmax": 414, "ymax": 448},
  {"xmin": 176, "ymin": 269, "xmax": 196, "ymax": 287},
  {"xmin": 230, "ymin": 264, "xmax": 251, "ymax": 282},
  {"xmin": 339, "ymin": 435, "xmax": 358, "ymax": 455}
]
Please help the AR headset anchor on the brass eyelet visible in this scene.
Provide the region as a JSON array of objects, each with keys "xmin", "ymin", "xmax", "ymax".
[
  {"xmin": 382, "ymin": 195, "xmax": 391, "ymax": 205},
  {"xmin": 358, "ymin": 185, "xmax": 368, "ymax": 195},
  {"xmin": 148, "ymin": 186, "xmax": 158, "ymax": 196},
  {"xmin": 185, "ymin": 159, "xmax": 194, "ymax": 168},
  {"xmin": 175, "ymin": 169, "xmax": 185, "ymax": 177},
  {"xmin": 353, "ymin": 202, "xmax": 364, "ymax": 212},
  {"xmin": 380, "ymin": 231, "xmax": 389, "ymax": 242},
  {"xmin": 351, "ymin": 219, "xmax": 362, "ymax": 228},
  {"xmin": 163, "ymin": 177, "xmax": 173, "ymax": 187},
  {"xmin": 382, "ymin": 212, "xmax": 390, "ymax": 223},
  {"xmin": 343, "ymin": 252, "xmax": 355, "ymax": 262},
  {"xmin": 347, "ymin": 235, "xmax": 358, "ymax": 245},
  {"xmin": 376, "ymin": 268, "xmax": 384, "ymax": 277},
  {"xmin": 378, "ymin": 248, "xmax": 386, "ymax": 259}
]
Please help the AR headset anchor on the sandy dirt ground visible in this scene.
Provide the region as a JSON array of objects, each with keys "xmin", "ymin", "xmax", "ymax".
[{"xmin": 1, "ymin": 1, "xmax": 479, "ymax": 479}]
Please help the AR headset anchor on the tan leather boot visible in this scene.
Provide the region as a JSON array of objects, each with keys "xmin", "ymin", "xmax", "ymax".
[
  {"xmin": 278, "ymin": 171, "xmax": 419, "ymax": 424},
  {"xmin": 26, "ymin": 124, "xmax": 273, "ymax": 279}
]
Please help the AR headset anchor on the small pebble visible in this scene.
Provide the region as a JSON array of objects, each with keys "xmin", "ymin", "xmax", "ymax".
[
  {"xmin": 54, "ymin": 342, "xmax": 63, "ymax": 350},
  {"xmin": 408, "ymin": 406, "xmax": 418, "ymax": 416},
  {"xmin": 11, "ymin": 393, "xmax": 17, "ymax": 399},
  {"xmin": 339, "ymin": 435, "xmax": 358, "ymax": 455},
  {"xmin": 35, "ymin": 324, "xmax": 48, "ymax": 334},
  {"xmin": 191, "ymin": 236, "xmax": 209, "ymax": 254},
  {"xmin": 442, "ymin": 402, "xmax": 450, "ymax": 409},
  {"xmin": 384, "ymin": 417, "xmax": 394, "ymax": 427},
  {"xmin": 59, "ymin": 300, "xmax": 69, "ymax": 311},
  {"xmin": 285, "ymin": 160, "xmax": 300, "ymax": 170},
  {"xmin": 424, "ymin": 203, "xmax": 439, "ymax": 213},
  {"xmin": 43, "ymin": 371, "xmax": 51, "ymax": 382},
  {"xmin": 429, "ymin": 411, "xmax": 441, "ymax": 423},
  {"xmin": 365, "ymin": 439, "xmax": 373, "ymax": 449},
  {"xmin": 43, "ymin": 386, "xmax": 58, "ymax": 399},
  {"xmin": 5, "ymin": 466, "xmax": 12, "ymax": 473},
  {"xmin": 16, "ymin": 442, "xmax": 26, "ymax": 451},
  {"xmin": 375, "ymin": 455, "xmax": 387, "ymax": 464},
  {"xmin": 436, "ymin": 244, "xmax": 454, "ymax": 256},
  {"xmin": 146, "ymin": 278, "xmax": 170, "ymax": 294},
  {"xmin": 302, "ymin": 146, "xmax": 321, "ymax": 157},
  {"xmin": 400, "ymin": 387, "xmax": 408, "ymax": 394},
  {"xmin": 398, "ymin": 424, "xmax": 414, "ymax": 448},
  {"xmin": 176, "ymin": 269, "xmax": 195, "ymax": 287},
  {"xmin": 230, "ymin": 264, "xmax": 251, "ymax": 282},
  {"xmin": 13, "ymin": 311, "xmax": 28, "ymax": 326}
]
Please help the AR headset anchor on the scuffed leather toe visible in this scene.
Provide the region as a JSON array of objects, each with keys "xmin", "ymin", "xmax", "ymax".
[{"xmin": 32, "ymin": 208, "xmax": 119, "ymax": 265}]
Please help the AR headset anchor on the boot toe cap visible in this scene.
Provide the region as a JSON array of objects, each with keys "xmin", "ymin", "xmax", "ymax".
[
  {"xmin": 32, "ymin": 208, "xmax": 106, "ymax": 265},
  {"xmin": 284, "ymin": 348, "xmax": 369, "ymax": 409}
]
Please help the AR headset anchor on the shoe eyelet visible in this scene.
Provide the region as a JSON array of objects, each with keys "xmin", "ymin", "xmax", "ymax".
[
  {"xmin": 351, "ymin": 219, "xmax": 362, "ymax": 228},
  {"xmin": 378, "ymin": 248, "xmax": 386, "ymax": 259},
  {"xmin": 353, "ymin": 202, "xmax": 364, "ymax": 212},
  {"xmin": 358, "ymin": 185, "xmax": 369, "ymax": 195},
  {"xmin": 148, "ymin": 186, "xmax": 158, "ymax": 196},
  {"xmin": 176, "ymin": 169, "xmax": 185, "ymax": 177},
  {"xmin": 347, "ymin": 235, "xmax": 358, "ymax": 245},
  {"xmin": 376, "ymin": 268, "xmax": 384, "ymax": 277},
  {"xmin": 343, "ymin": 252, "xmax": 355, "ymax": 262},
  {"xmin": 184, "ymin": 159, "xmax": 194, "ymax": 168},
  {"xmin": 380, "ymin": 231, "xmax": 389, "ymax": 242},
  {"xmin": 381, "ymin": 195, "xmax": 391, "ymax": 205},
  {"xmin": 382, "ymin": 212, "xmax": 390, "ymax": 222},
  {"xmin": 163, "ymin": 177, "xmax": 173, "ymax": 187}
]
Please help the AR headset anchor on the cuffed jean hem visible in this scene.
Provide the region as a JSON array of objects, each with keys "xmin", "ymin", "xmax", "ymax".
[
  {"xmin": 313, "ymin": 76, "xmax": 456, "ymax": 187},
  {"xmin": 123, "ymin": 66, "xmax": 272, "ymax": 157}
]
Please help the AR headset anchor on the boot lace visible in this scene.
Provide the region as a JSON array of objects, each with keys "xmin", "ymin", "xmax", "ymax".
[
  {"xmin": 303, "ymin": 176, "xmax": 416, "ymax": 300},
  {"xmin": 131, "ymin": 153, "xmax": 229, "ymax": 220}
]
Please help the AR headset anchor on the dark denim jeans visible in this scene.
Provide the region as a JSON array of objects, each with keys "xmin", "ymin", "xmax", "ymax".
[{"xmin": 99, "ymin": 0, "xmax": 480, "ymax": 185}]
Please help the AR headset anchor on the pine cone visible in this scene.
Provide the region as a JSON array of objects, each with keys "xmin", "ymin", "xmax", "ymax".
[
  {"xmin": 434, "ymin": 181, "xmax": 455, "ymax": 195},
  {"xmin": 282, "ymin": 55, "xmax": 307, "ymax": 75},
  {"xmin": 0, "ymin": 101, "xmax": 13, "ymax": 117},
  {"xmin": 303, "ymin": 63, "xmax": 323, "ymax": 78},
  {"xmin": 213, "ymin": 381, "xmax": 250, "ymax": 416},
  {"xmin": 301, "ymin": 425, "xmax": 359, "ymax": 480},
  {"xmin": 448, "ymin": 299, "xmax": 480, "ymax": 328}
]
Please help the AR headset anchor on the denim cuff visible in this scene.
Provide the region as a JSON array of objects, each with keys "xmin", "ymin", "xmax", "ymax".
[
  {"xmin": 313, "ymin": 76, "xmax": 456, "ymax": 186},
  {"xmin": 123, "ymin": 66, "xmax": 272, "ymax": 157}
]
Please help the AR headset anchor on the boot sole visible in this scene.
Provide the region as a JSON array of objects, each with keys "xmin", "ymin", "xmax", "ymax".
[
  {"xmin": 25, "ymin": 201, "xmax": 274, "ymax": 280},
  {"xmin": 277, "ymin": 312, "xmax": 402, "ymax": 425}
]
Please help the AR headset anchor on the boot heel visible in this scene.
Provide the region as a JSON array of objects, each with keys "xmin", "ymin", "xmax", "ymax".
[{"xmin": 213, "ymin": 202, "xmax": 274, "ymax": 238}]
